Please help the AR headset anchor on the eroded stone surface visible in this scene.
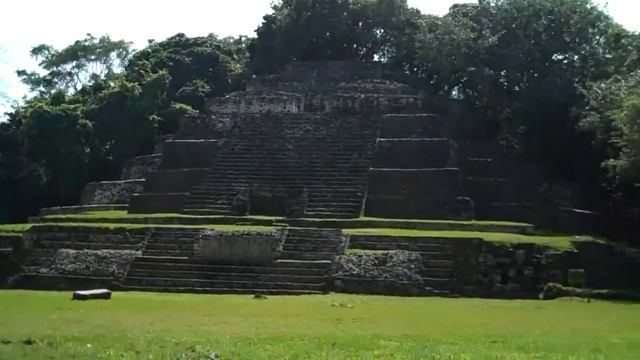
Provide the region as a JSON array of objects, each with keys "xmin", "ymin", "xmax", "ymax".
[
  {"xmin": 336, "ymin": 250, "xmax": 424, "ymax": 282},
  {"xmin": 80, "ymin": 180, "xmax": 145, "ymax": 205},
  {"xmin": 40, "ymin": 249, "xmax": 141, "ymax": 281},
  {"xmin": 120, "ymin": 154, "xmax": 162, "ymax": 180},
  {"xmin": 194, "ymin": 229, "xmax": 287, "ymax": 264}
]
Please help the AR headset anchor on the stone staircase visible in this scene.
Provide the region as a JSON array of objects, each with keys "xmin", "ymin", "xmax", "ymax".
[
  {"xmin": 347, "ymin": 235, "xmax": 456, "ymax": 294},
  {"xmin": 121, "ymin": 227, "xmax": 345, "ymax": 295},
  {"xmin": 183, "ymin": 114, "xmax": 378, "ymax": 218},
  {"xmin": 15, "ymin": 226, "xmax": 149, "ymax": 289}
]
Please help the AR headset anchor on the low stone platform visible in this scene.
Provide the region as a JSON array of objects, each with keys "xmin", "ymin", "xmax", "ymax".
[{"xmin": 9, "ymin": 222, "xmax": 639, "ymax": 298}]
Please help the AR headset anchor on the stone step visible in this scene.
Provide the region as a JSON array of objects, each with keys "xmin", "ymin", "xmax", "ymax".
[
  {"xmin": 123, "ymin": 276, "xmax": 326, "ymax": 291},
  {"xmin": 421, "ymin": 268, "xmax": 454, "ymax": 279},
  {"xmin": 31, "ymin": 241, "xmax": 142, "ymax": 251},
  {"xmin": 119, "ymin": 285, "xmax": 325, "ymax": 295},
  {"xmin": 135, "ymin": 256, "xmax": 333, "ymax": 269},
  {"xmin": 189, "ymin": 188, "xmax": 365, "ymax": 197},
  {"xmin": 149, "ymin": 237, "xmax": 199, "ymax": 244},
  {"xmin": 14, "ymin": 273, "xmax": 115, "ymax": 290},
  {"xmin": 29, "ymin": 234, "xmax": 146, "ymax": 244},
  {"xmin": 283, "ymin": 243, "xmax": 341, "ymax": 253},
  {"xmin": 181, "ymin": 209, "xmax": 233, "ymax": 215},
  {"xmin": 426, "ymin": 259, "xmax": 454, "ymax": 268},
  {"xmin": 185, "ymin": 201, "xmax": 362, "ymax": 210},
  {"xmin": 217, "ymin": 148, "xmax": 371, "ymax": 153},
  {"xmin": 190, "ymin": 188, "xmax": 364, "ymax": 194},
  {"xmin": 151, "ymin": 230, "xmax": 202, "ymax": 236},
  {"xmin": 285, "ymin": 236, "xmax": 343, "ymax": 242},
  {"xmin": 303, "ymin": 211, "xmax": 357, "ymax": 218},
  {"xmin": 126, "ymin": 269, "xmax": 327, "ymax": 284},
  {"xmin": 199, "ymin": 178, "xmax": 368, "ymax": 185},
  {"xmin": 418, "ymin": 252, "xmax": 456, "ymax": 261},
  {"xmin": 307, "ymin": 203, "xmax": 361, "ymax": 210},
  {"xmin": 349, "ymin": 235, "xmax": 459, "ymax": 246},
  {"xmin": 145, "ymin": 243, "xmax": 195, "ymax": 251},
  {"xmin": 214, "ymin": 157, "xmax": 372, "ymax": 164},
  {"xmin": 211, "ymin": 161, "xmax": 371, "ymax": 167},
  {"xmin": 347, "ymin": 241, "xmax": 454, "ymax": 253},
  {"xmin": 215, "ymin": 156, "xmax": 370, "ymax": 163},
  {"xmin": 421, "ymin": 277, "xmax": 454, "ymax": 289},
  {"xmin": 143, "ymin": 250, "xmax": 193, "ymax": 257},
  {"xmin": 129, "ymin": 261, "xmax": 329, "ymax": 276},
  {"xmin": 280, "ymin": 251, "xmax": 336, "ymax": 261}
]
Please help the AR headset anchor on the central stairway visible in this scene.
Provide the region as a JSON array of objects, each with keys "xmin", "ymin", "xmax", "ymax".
[
  {"xmin": 183, "ymin": 114, "xmax": 378, "ymax": 218},
  {"xmin": 121, "ymin": 227, "xmax": 345, "ymax": 295}
]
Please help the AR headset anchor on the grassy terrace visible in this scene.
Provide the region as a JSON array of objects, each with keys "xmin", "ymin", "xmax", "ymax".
[
  {"xmin": 1, "ymin": 210, "xmax": 605, "ymax": 249},
  {"xmin": 0, "ymin": 223, "xmax": 32, "ymax": 236},
  {"xmin": 41, "ymin": 210, "xmax": 532, "ymax": 226},
  {"xmin": 0, "ymin": 223, "xmax": 274, "ymax": 234},
  {"xmin": 42, "ymin": 210, "xmax": 532, "ymax": 226},
  {"xmin": 37, "ymin": 210, "xmax": 538, "ymax": 235},
  {"xmin": 0, "ymin": 291, "xmax": 638, "ymax": 359},
  {"xmin": 345, "ymin": 228, "xmax": 601, "ymax": 250}
]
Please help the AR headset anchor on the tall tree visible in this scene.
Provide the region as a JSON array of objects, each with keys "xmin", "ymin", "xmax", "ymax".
[
  {"xmin": 248, "ymin": 0, "xmax": 422, "ymax": 74},
  {"xmin": 17, "ymin": 34, "xmax": 132, "ymax": 94}
]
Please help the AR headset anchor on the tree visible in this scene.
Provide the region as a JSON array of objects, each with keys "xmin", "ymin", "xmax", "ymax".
[
  {"xmin": 17, "ymin": 34, "xmax": 132, "ymax": 94},
  {"xmin": 20, "ymin": 92, "xmax": 92, "ymax": 206},
  {"xmin": 248, "ymin": 0, "xmax": 423, "ymax": 74},
  {"xmin": 583, "ymin": 71, "xmax": 640, "ymax": 185},
  {"xmin": 127, "ymin": 33, "xmax": 244, "ymax": 103}
]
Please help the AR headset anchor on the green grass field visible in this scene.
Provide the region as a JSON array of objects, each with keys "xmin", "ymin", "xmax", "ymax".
[
  {"xmin": 0, "ymin": 291, "xmax": 638, "ymax": 359},
  {"xmin": 0, "ymin": 223, "xmax": 31, "ymax": 236},
  {"xmin": 344, "ymin": 228, "xmax": 601, "ymax": 250}
]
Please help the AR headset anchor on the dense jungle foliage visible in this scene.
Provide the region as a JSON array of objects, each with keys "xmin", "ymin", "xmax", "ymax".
[{"xmin": 1, "ymin": 0, "xmax": 638, "ymax": 241}]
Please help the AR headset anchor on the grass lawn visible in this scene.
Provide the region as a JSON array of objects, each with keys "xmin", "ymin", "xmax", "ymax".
[
  {"xmin": 32, "ymin": 222, "xmax": 276, "ymax": 232},
  {"xmin": 44, "ymin": 211, "xmax": 532, "ymax": 228},
  {"xmin": 0, "ymin": 291, "xmax": 638, "ymax": 359},
  {"xmin": 0, "ymin": 223, "xmax": 31, "ymax": 236},
  {"xmin": 345, "ymin": 228, "xmax": 602, "ymax": 250}
]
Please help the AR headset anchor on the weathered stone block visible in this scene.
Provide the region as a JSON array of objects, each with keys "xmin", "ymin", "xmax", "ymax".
[
  {"xmin": 40, "ymin": 249, "xmax": 141, "ymax": 281},
  {"xmin": 120, "ymin": 154, "xmax": 162, "ymax": 180},
  {"xmin": 80, "ymin": 180, "xmax": 145, "ymax": 205},
  {"xmin": 207, "ymin": 91, "xmax": 304, "ymax": 114},
  {"xmin": 72, "ymin": 289, "xmax": 112, "ymax": 300},
  {"xmin": 194, "ymin": 229, "xmax": 287, "ymax": 264}
]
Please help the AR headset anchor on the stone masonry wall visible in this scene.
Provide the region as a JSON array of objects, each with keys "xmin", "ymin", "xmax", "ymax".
[
  {"xmin": 334, "ymin": 250, "xmax": 428, "ymax": 296},
  {"xmin": 452, "ymin": 240, "xmax": 567, "ymax": 298},
  {"xmin": 120, "ymin": 154, "xmax": 162, "ymax": 180},
  {"xmin": 194, "ymin": 229, "xmax": 288, "ymax": 264},
  {"xmin": 207, "ymin": 91, "xmax": 304, "ymax": 114},
  {"xmin": 80, "ymin": 179, "xmax": 145, "ymax": 205}
]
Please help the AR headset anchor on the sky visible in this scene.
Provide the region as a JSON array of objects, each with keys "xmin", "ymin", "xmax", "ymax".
[{"xmin": 1, "ymin": 0, "xmax": 638, "ymax": 117}]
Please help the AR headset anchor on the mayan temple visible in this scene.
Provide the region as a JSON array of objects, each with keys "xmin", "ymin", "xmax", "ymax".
[{"xmin": 2, "ymin": 61, "xmax": 639, "ymax": 297}]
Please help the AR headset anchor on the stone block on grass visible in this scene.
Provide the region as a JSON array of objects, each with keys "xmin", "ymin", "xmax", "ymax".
[{"xmin": 72, "ymin": 289, "xmax": 112, "ymax": 301}]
